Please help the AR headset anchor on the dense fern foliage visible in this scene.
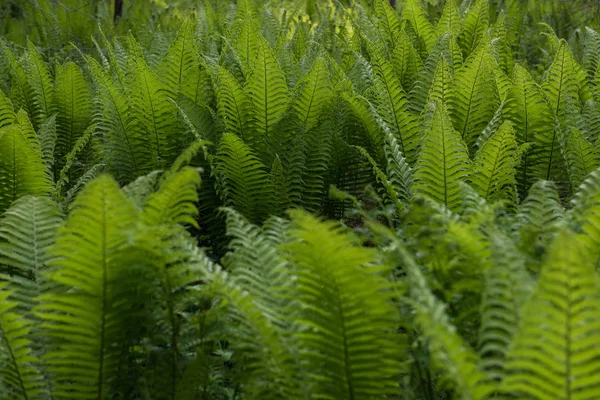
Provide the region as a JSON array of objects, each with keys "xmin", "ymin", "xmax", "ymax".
[{"xmin": 1, "ymin": 0, "xmax": 600, "ymax": 398}]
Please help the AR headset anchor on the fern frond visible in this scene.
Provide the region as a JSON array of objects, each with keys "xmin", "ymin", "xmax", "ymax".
[
  {"xmin": 37, "ymin": 175, "xmax": 146, "ymax": 399},
  {"xmin": 449, "ymin": 39, "xmax": 499, "ymax": 149},
  {"xmin": 401, "ymin": 0, "xmax": 437, "ymax": 57},
  {"xmin": 54, "ymin": 62, "xmax": 93, "ymax": 174},
  {"xmin": 143, "ymin": 167, "xmax": 201, "ymax": 228},
  {"xmin": 369, "ymin": 41, "xmax": 421, "ymax": 165},
  {"xmin": 215, "ymin": 133, "xmax": 274, "ymax": 224},
  {"xmin": 503, "ymin": 230, "xmax": 600, "ymax": 400},
  {"xmin": 436, "ymin": 0, "xmax": 462, "ymax": 36},
  {"xmin": 293, "ymin": 57, "xmax": 332, "ymax": 133},
  {"xmin": 564, "ymin": 126, "xmax": 600, "ymax": 190},
  {"xmin": 413, "ymin": 102, "xmax": 472, "ymax": 211},
  {"xmin": 458, "ymin": 0, "xmax": 489, "ymax": 57},
  {"xmin": 0, "ymin": 125, "xmax": 51, "ymax": 212},
  {"xmin": 0, "ymin": 89, "xmax": 15, "ymax": 130},
  {"xmin": 396, "ymin": 244, "xmax": 494, "ymax": 399},
  {"xmin": 373, "ymin": 0, "xmax": 402, "ymax": 50},
  {"xmin": 244, "ymin": 35, "xmax": 290, "ymax": 156},
  {"xmin": 285, "ymin": 210, "xmax": 402, "ymax": 398},
  {"xmin": 391, "ymin": 28, "xmax": 423, "ymax": 92},
  {"xmin": 384, "ymin": 130, "xmax": 414, "ymax": 204},
  {"xmin": 478, "ymin": 233, "xmax": 533, "ymax": 382},
  {"xmin": 26, "ymin": 41, "xmax": 55, "ymax": 129},
  {"xmin": 215, "ymin": 66, "xmax": 252, "ymax": 139},
  {"xmin": 0, "ymin": 285, "xmax": 45, "ymax": 399},
  {"xmin": 471, "ymin": 121, "xmax": 519, "ymax": 203},
  {"xmin": 570, "ymin": 168, "xmax": 600, "ymax": 259},
  {"xmin": 37, "ymin": 115, "xmax": 56, "ymax": 176}
]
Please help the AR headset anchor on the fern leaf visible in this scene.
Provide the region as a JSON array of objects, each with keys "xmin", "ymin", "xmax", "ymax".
[
  {"xmin": 26, "ymin": 41, "xmax": 55, "ymax": 129},
  {"xmin": 373, "ymin": 0, "xmax": 402, "ymax": 50},
  {"xmin": 293, "ymin": 57, "xmax": 332, "ymax": 133},
  {"xmin": 37, "ymin": 175, "xmax": 143, "ymax": 399},
  {"xmin": 402, "ymin": 0, "xmax": 437, "ymax": 56},
  {"xmin": 458, "ymin": 0, "xmax": 489, "ymax": 57},
  {"xmin": 503, "ymin": 230, "xmax": 600, "ymax": 400},
  {"xmin": 215, "ymin": 66, "xmax": 253, "ymax": 139},
  {"xmin": 0, "ymin": 125, "xmax": 51, "ymax": 212},
  {"xmin": 436, "ymin": 0, "xmax": 462, "ymax": 36},
  {"xmin": 285, "ymin": 210, "xmax": 402, "ymax": 399},
  {"xmin": 244, "ymin": 36, "xmax": 290, "ymax": 157},
  {"xmin": 384, "ymin": 130, "xmax": 414, "ymax": 203},
  {"xmin": 0, "ymin": 285, "xmax": 45, "ymax": 399},
  {"xmin": 471, "ymin": 121, "xmax": 519, "ymax": 203},
  {"xmin": 449, "ymin": 40, "xmax": 499, "ymax": 149},
  {"xmin": 215, "ymin": 133, "xmax": 274, "ymax": 224},
  {"xmin": 0, "ymin": 89, "xmax": 15, "ymax": 130},
  {"xmin": 413, "ymin": 102, "xmax": 472, "ymax": 211},
  {"xmin": 564, "ymin": 127, "xmax": 600, "ymax": 190},
  {"xmin": 391, "ymin": 28, "xmax": 423, "ymax": 92}
]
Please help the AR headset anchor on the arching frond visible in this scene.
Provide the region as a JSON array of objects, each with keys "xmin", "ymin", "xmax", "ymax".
[
  {"xmin": 391, "ymin": 28, "xmax": 423, "ymax": 92},
  {"xmin": 458, "ymin": 0, "xmax": 489, "ymax": 57},
  {"xmin": 402, "ymin": 0, "xmax": 437, "ymax": 56},
  {"xmin": 471, "ymin": 121, "xmax": 519, "ymax": 204},
  {"xmin": 215, "ymin": 66, "xmax": 252, "ymax": 139},
  {"xmin": 0, "ymin": 89, "xmax": 15, "ymax": 130},
  {"xmin": 413, "ymin": 102, "xmax": 472, "ymax": 211},
  {"xmin": 292, "ymin": 57, "xmax": 332, "ymax": 133},
  {"xmin": 563, "ymin": 126, "xmax": 600, "ymax": 191},
  {"xmin": 436, "ymin": 0, "xmax": 462, "ymax": 36}
]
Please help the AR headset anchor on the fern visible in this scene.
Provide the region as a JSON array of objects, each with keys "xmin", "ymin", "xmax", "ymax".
[
  {"xmin": 563, "ymin": 127, "xmax": 600, "ymax": 191},
  {"xmin": 458, "ymin": 0, "xmax": 489, "ymax": 57},
  {"xmin": 413, "ymin": 102, "xmax": 472, "ymax": 211},
  {"xmin": 503, "ymin": 230, "xmax": 600, "ymax": 400},
  {"xmin": 292, "ymin": 56, "xmax": 332, "ymax": 133}
]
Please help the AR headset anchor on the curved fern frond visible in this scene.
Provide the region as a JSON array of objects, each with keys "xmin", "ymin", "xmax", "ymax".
[
  {"xmin": 369, "ymin": 42, "xmax": 421, "ymax": 165},
  {"xmin": 244, "ymin": 36, "xmax": 290, "ymax": 158},
  {"xmin": 391, "ymin": 28, "xmax": 423, "ymax": 92},
  {"xmin": 373, "ymin": 0, "xmax": 402, "ymax": 50},
  {"xmin": 54, "ymin": 62, "xmax": 93, "ymax": 174},
  {"xmin": 471, "ymin": 120, "xmax": 519, "ymax": 204},
  {"xmin": 570, "ymin": 168, "xmax": 600, "ymax": 261},
  {"xmin": 478, "ymin": 233, "xmax": 533, "ymax": 382},
  {"xmin": 0, "ymin": 284, "xmax": 45, "ymax": 399},
  {"xmin": 215, "ymin": 66, "xmax": 252, "ymax": 139},
  {"xmin": 37, "ymin": 175, "xmax": 143, "ymax": 399},
  {"xmin": 504, "ymin": 64, "xmax": 557, "ymax": 193},
  {"xmin": 564, "ymin": 126, "xmax": 600, "ymax": 191},
  {"xmin": 436, "ymin": 0, "xmax": 462, "ymax": 36},
  {"xmin": 0, "ymin": 89, "xmax": 15, "ymax": 130},
  {"xmin": 0, "ymin": 196, "xmax": 62, "ymax": 311},
  {"xmin": 26, "ymin": 41, "xmax": 55, "ymax": 129},
  {"xmin": 402, "ymin": 0, "xmax": 437, "ymax": 56},
  {"xmin": 293, "ymin": 57, "xmax": 332, "ymax": 133},
  {"xmin": 0, "ymin": 125, "xmax": 51, "ymax": 212},
  {"xmin": 427, "ymin": 55, "xmax": 454, "ymax": 107},
  {"xmin": 503, "ymin": 230, "xmax": 600, "ymax": 400},
  {"xmin": 143, "ymin": 167, "xmax": 201, "ymax": 228},
  {"xmin": 396, "ymin": 245, "xmax": 494, "ymax": 399},
  {"xmin": 384, "ymin": 130, "xmax": 414, "ymax": 204},
  {"xmin": 285, "ymin": 210, "xmax": 402, "ymax": 399},
  {"xmin": 215, "ymin": 133, "xmax": 274, "ymax": 224},
  {"xmin": 413, "ymin": 102, "xmax": 472, "ymax": 211},
  {"xmin": 449, "ymin": 40, "xmax": 499, "ymax": 149},
  {"xmin": 458, "ymin": 0, "xmax": 489, "ymax": 57}
]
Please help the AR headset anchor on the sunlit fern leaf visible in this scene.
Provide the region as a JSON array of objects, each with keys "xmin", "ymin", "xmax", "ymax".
[
  {"xmin": 54, "ymin": 62, "xmax": 92, "ymax": 174},
  {"xmin": 37, "ymin": 174, "xmax": 147, "ymax": 399},
  {"xmin": 471, "ymin": 121, "xmax": 519, "ymax": 204},
  {"xmin": 25, "ymin": 41, "xmax": 55, "ymax": 129},
  {"xmin": 87, "ymin": 57, "xmax": 145, "ymax": 183},
  {"xmin": 215, "ymin": 66, "xmax": 252, "ymax": 139},
  {"xmin": 503, "ymin": 230, "xmax": 600, "ymax": 400},
  {"xmin": 0, "ymin": 196, "xmax": 62, "ymax": 313},
  {"xmin": 373, "ymin": 0, "xmax": 402, "ymax": 51},
  {"xmin": 458, "ymin": 0, "xmax": 489, "ymax": 57},
  {"xmin": 293, "ymin": 57, "xmax": 332, "ymax": 133},
  {"xmin": 436, "ymin": 0, "xmax": 462, "ymax": 36},
  {"xmin": 473, "ymin": 101, "xmax": 505, "ymax": 152},
  {"xmin": 478, "ymin": 233, "xmax": 533, "ymax": 382},
  {"xmin": 413, "ymin": 102, "xmax": 472, "ymax": 211},
  {"xmin": 131, "ymin": 59, "xmax": 185, "ymax": 171},
  {"xmin": 0, "ymin": 89, "xmax": 15, "ymax": 130},
  {"xmin": 0, "ymin": 284, "xmax": 45, "ymax": 399},
  {"xmin": 285, "ymin": 210, "xmax": 402, "ymax": 399},
  {"xmin": 397, "ymin": 244, "xmax": 494, "ymax": 399},
  {"xmin": 244, "ymin": 35, "xmax": 291, "ymax": 158},
  {"xmin": 369, "ymin": 42, "xmax": 421, "ymax": 165},
  {"xmin": 564, "ymin": 127, "xmax": 600, "ymax": 191},
  {"xmin": 391, "ymin": 28, "xmax": 423, "ymax": 92},
  {"xmin": 0, "ymin": 125, "xmax": 51, "ymax": 213},
  {"xmin": 427, "ymin": 56, "xmax": 454, "ymax": 107},
  {"xmin": 215, "ymin": 133, "xmax": 273, "ymax": 224},
  {"xmin": 233, "ymin": 18, "xmax": 261, "ymax": 77},
  {"xmin": 402, "ymin": 0, "xmax": 437, "ymax": 57},
  {"xmin": 504, "ymin": 64, "xmax": 557, "ymax": 195},
  {"xmin": 355, "ymin": 145, "xmax": 403, "ymax": 210},
  {"xmin": 15, "ymin": 110, "xmax": 42, "ymax": 156},
  {"xmin": 384, "ymin": 130, "xmax": 414, "ymax": 204},
  {"xmin": 143, "ymin": 167, "xmax": 201, "ymax": 228},
  {"xmin": 449, "ymin": 39, "xmax": 499, "ymax": 150},
  {"xmin": 198, "ymin": 251, "xmax": 298, "ymax": 399}
]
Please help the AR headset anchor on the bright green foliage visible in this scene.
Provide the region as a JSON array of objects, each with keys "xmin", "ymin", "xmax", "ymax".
[{"xmin": 413, "ymin": 102, "xmax": 472, "ymax": 210}]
